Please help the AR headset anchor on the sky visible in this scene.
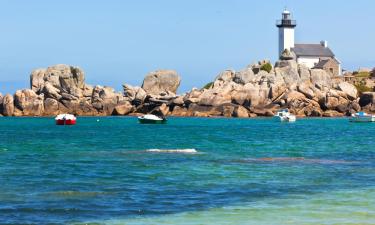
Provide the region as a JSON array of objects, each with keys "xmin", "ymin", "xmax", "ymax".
[{"xmin": 0, "ymin": 0, "xmax": 374, "ymax": 94}]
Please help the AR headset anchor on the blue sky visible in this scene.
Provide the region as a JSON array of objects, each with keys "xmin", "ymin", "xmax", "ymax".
[{"xmin": 0, "ymin": 0, "xmax": 374, "ymax": 94}]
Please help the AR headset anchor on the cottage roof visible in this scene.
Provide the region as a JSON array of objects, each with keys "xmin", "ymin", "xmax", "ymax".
[
  {"xmin": 292, "ymin": 44, "xmax": 334, "ymax": 57},
  {"xmin": 314, "ymin": 59, "xmax": 330, "ymax": 68},
  {"xmin": 313, "ymin": 58, "xmax": 339, "ymax": 69}
]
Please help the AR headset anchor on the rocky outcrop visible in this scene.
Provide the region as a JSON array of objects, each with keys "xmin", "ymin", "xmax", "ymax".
[
  {"xmin": 113, "ymin": 101, "xmax": 134, "ymax": 115},
  {"xmin": 0, "ymin": 61, "xmax": 365, "ymax": 118},
  {"xmin": 310, "ymin": 69, "xmax": 332, "ymax": 89},
  {"xmin": 165, "ymin": 59, "xmax": 360, "ymax": 118},
  {"xmin": 14, "ymin": 89, "xmax": 44, "ymax": 116},
  {"xmin": 2, "ymin": 94, "xmax": 14, "ymax": 116},
  {"xmin": 31, "ymin": 64, "xmax": 85, "ymax": 96},
  {"xmin": 26, "ymin": 64, "xmax": 132, "ymax": 116},
  {"xmin": 141, "ymin": 70, "xmax": 181, "ymax": 95},
  {"xmin": 43, "ymin": 98, "xmax": 60, "ymax": 115},
  {"xmin": 337, "ymin": 82, "xmax": 358, "ymax": 100},
  {"xmin": 233, "ymin": 105, "xmax": 250, "ymax": 118},
  {"xmin": 123, "ymin": 84, "xmax": 147, "ymax": 104}
]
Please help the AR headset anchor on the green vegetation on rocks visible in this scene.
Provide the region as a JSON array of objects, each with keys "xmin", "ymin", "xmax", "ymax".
[
  {"xmin": 202, "ymin": 82, "xmax": 213, "ymax": 89},
  {"xmin": 260, "ymin": 63, "xmax": 273, "ymax": 73},
  {"xmin": 355, "ymin": 83, "xmax": 373, "ymax": 94},
  {"xmin": 353, "ymin": 71, "xmax": 370, "ymax": 78}
]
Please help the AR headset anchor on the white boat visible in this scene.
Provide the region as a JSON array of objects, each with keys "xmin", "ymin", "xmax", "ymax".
[
  {"xmin": 138, "ymin": 114, "xmax": 167, "ymax": 124},
  {"xmin": 349, "ymin": 112, "xmax": 375, "ymax": 122},
  {"xmin": 274, "ymin": 109, "xmax": 296, "ymax": 122}
]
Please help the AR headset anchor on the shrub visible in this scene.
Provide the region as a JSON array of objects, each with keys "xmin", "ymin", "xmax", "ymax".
[
  {"xmin": 202, "ymin": 82, "xmax": 213, "ymax": 89},
  {"xmin": 260, "ymin": 63, "xmax": 273, "ymax": 73},
  {"xmin": 354, "ymin": 71, "xmax": 370, "ymax": 78},
  {"xmin": 354, "ymin": 84, "xmax": 373, "ymax": 94}
]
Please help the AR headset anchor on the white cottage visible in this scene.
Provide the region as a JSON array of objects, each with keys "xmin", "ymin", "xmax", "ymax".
[{"xmin": 276, "ymin": 10, "xmax": 342, "ymax": 75}]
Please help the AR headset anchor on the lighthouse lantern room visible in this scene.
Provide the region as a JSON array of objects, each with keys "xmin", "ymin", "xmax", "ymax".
[{"xmin": 276, "ymin": 10, "xmax": 296, "ymax": 57}]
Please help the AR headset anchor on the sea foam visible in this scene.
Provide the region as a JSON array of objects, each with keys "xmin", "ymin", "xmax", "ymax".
[{"xmin": 145, "ymin": 149, "xmax": 198, "ymax": 154}]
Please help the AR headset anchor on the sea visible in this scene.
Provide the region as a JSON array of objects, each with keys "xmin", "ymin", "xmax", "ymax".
[{"xmin": 0, "ymin": 117, "xmax": 374, "ymax": 225}]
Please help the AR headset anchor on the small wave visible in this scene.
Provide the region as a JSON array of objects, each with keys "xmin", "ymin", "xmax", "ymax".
[
  {"xmin": 146, "ymin": 149, "xmax": 198, "ymax": 154},
  {"xmin": 44, "ymin": 191, "xmax": 107, "ymax": 198},
  {"xmin": 238, "ymin": 157, "xmax": 354, "ymax": 164}
]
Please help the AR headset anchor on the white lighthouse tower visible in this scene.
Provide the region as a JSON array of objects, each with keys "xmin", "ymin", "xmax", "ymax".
[{"xmin": 276, "ymin": 10, "xmax": 296, "ymax": 57}]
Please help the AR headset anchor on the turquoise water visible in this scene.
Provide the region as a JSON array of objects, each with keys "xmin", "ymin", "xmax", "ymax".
[{"xmin": 0, "ymin": 117, "xmax": 374, "ymax": 224}]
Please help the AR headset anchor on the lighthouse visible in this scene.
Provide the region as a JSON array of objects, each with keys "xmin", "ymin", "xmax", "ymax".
[{"xmin": 276, "ymin": 10, "xmax": 296, "ymax": 57}]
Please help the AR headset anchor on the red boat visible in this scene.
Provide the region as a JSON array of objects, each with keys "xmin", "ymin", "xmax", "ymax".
[{"xmin": 55, "ymin": 114, "xmax": 77, "ymax": 125}]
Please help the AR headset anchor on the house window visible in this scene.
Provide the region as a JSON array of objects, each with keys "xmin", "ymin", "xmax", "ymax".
[{"xmin": 329, "ymin": 68, "xmax": 334, "ymax": 74}]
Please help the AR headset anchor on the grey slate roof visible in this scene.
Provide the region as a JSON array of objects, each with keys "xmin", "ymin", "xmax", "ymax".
[
  {"xmin": 313, "ymin": 57, "xmax": 340, "ymax": 69},
  {"xmin": 313, "ymin": 59, "xmax": 330, "ymax": 68},
  {"xmin": 292, "ymin": 44, "xmax": 334, "ymax": 57}
]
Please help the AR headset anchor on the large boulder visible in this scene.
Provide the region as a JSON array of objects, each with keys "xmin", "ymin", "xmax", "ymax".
[
  {"xmin": 58, "ymin": 99, "xmax": 97, "ymax": 116},
  {"xmin": 233, "ymin": 105, "xmax": 249, "ymax": 118},
  {"xmin": 285, "ymin": 90, "xmax": 306, "ymax": 103},
  {"xmin": 91, "ymin": 85, "xmax": 121, "ymax": 115},
  {"xmin": 113, "ymin": 101, "xmax": 134, "ymax": 115},
  {"xmin": 233, "ymin": 68, "xmax": 254, "ymax": 84},
  {"xmin": 241, "ymin": 83, "xmax": 265, "ymax": 106},
  {"xmin": 198, "ymin": 93, "xmax": 231, "ymax": 106},
  {"xmin": 123, "ymin": 84, "xmax": 147, "ymax": 104},
  {"xmin": 215, "ymin": 70, "xmax": 235, "ymax": 83},
  {"xmin": 2, "ymin": 94, "xmax": 14, "ymax": 116},
  {"xmin": 250, "ymin": 107, "xmax": 274, "ymax": 117},
  {"xmin": 183, "ymin": 88, "xmax": 202, "ymax": 106},
  {"xmin": 58, "ymin": 66, "xmax": 85, "ymax": 92},
  {"xmin": 325, "ymin": 96, "xmax": 340, "ymax": 110},
  {"xmin": 274, "ymin": 60, "xmax": 300, "ymax": 86},
  {"xmin": 323, "ymin": 110, "xmax": 343, "ymax": 117},
  {"xmin": 298, "ymin": 64, "xmax": 311, "ymax": 82},
  {"xmin": 187, "ymin": 103, "xmax": 223, "ymax": 117},
  {"xmin": 150, "ymin": 103, "xmax": 169, "ymax": 117},
  {"xmin": 310, "ymin": 69, "xmax": 332, "ymax": 89},
  {"xmin": 142, "ymin": 70, "xmax": 181, "ymax": 95},
  {"xmin": 44, "ymin": 98, "xmax": 60, "ymax": 115},
  {"xmin": 303, "ymin": 101, "xmax": 323, "ymax": 117},
  {"xmin": 171, "ymin": 105, "xmax": 189, "ymax": 116},
  {"xmin": 14, "ymin": 89, "xmax": 44, "ymax": 116},
  {"xmin": 43, "ymin": 82, "xmax": 62, "ymax": 100},
  {"xmin": 337, "ymin": 82, "xmax": 358, "ymax": 100},
  {"xmin": 275, "ymin": 59, "xmax": 298, "ymax": 70},
  {"xmin": 83, "ymin": 84, "xmax": 94, "ymax": 98},
  {"xmin": 30, "ymin": 69, "xmax": 46, "ymax": 93},
  {"xmin": 297, "ymin": 82, "xmax": 315, "ymax": 99},
  {"xmin": 231, "ymin": 90, "xmax": 250, "ymax": 106},
  {"xmin": 198, "ymin": 82, "xmax": 234, "ymax": 106}
]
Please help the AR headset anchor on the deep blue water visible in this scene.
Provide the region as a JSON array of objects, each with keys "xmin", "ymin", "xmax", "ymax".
[{"xmin": 0, "ymin": 117, "xmax": 374, "ymax": 224}]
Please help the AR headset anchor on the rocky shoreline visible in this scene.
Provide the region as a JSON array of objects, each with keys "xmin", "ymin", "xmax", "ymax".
[{"xmin": 1, "ymin": 59, "xmax": 375, "ymax": 118}]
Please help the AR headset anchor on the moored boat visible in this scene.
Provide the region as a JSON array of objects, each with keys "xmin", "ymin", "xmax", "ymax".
[
  {"xmin": 55, "ymin": 114, "xmax": 77, "ymax": 125},
  {"xmin": 138, "ymin": 114, "xmax": 167, "ymax": 124},
  {"xmin": 349, "ymin": 112, "xmax": 375, "ymax": 122},
  {"xmin": 274, "ymin": 109, "xmax": 296, "ymax": 122}
]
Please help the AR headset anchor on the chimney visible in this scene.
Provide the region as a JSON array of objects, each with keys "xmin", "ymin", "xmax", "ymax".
[{"xmin": 320, "ymin": 40, "xmax": 328, "ymax": 48}]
